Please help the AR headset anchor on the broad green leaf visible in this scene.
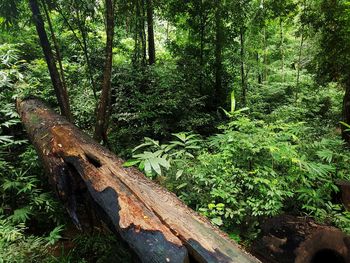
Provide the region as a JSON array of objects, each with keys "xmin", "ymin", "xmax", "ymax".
[
  {"xmin": 211, "ymin": 217, "xmax": 223, "ymax": 226},
  {"xmin": 123, "ymin": 159, "xmax": 140, "ymax": 167},
  {"xmin": 231, "ymin": 90, "xmax": 236, "ymax": 113},
  {"xmin": 175, "ymin": 170, "xmax": 183, "ymax": 180}
]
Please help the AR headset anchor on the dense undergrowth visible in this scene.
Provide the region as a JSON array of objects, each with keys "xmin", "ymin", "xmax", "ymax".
[
  {"xmin": 1, "ymin": 0, "xmax": 350, "ymax": 261},
  {"xmin": 128, "ymin": 97, "xmax": 350, "ymax": 241},
  {"xmin": 1, "ymin": 41, "xmax": 350, "ymax": 261}
]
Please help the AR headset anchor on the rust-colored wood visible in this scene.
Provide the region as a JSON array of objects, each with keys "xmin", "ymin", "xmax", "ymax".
[{"xmin": 17, "ymin": 98, "xmax": 260, "ymax": 263}]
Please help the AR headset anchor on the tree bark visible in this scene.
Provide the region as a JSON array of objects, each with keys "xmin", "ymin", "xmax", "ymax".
[
  {"xmin": 199, "ymin": 0, "xmax": 205, "ymax": 94},
  {"xmin": 256, "ymin": 52, "xmax": 262, "ymax": 85},
  {"xmin": 17, "ymin": 98, "xmax": 260, "ymax": 263},
  {"xmin": 28, "ymin": 0, "xmax": 72, "ymax": 121},
  {"xmin": 295, "ymin": 28, "xmax": 304, "ymax": 101},
  {"xmin": 240, "ymin": 27, "xmax": 246, "ymax": 107},
  {"xmin": 146, "ymin": 0, "xmax": 155, "ymax": 65},
  {"xmin": 55, "ymin": 6, "xmax": 97, "ymax": 100},
  {"xmin": 280, "ymin": 17, "xmax": 285, "ymax": 82},
  {"xmin": 214, "ymin": 0, "xmax": 224, "ymax": 108},
  {"xmin": 76, "ymin": 9, "xmax": 98, "ymax": 100},
  {"xmin": 141, "ymin": 0, "xmax": 147, "ymax": 65},
  {"xmin": 94, "ymin": 0, "xmax": 115, "ymax": 143},
  {"xmin": 263, "ymin": 26, "xmax": 268, "ymax": 82},
  {"xmin": 343, "ymin": 84, "xmax": 350, "ymax": 144},
  {"xmin": 133, "ymin": 0, "xmax": 140, "ymax": 64},
  {"xmin": 41, "ymin": 1, "xmax": 68, "ymax": 101}
]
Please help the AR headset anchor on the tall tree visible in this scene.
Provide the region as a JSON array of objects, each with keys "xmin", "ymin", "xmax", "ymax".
[
  {"xmin": 214, "ymin": 0, "xmax": 224, "ymax": 108},
  {"xmin": 94, "ymin": 0, "xmax": 115, "ymax": 143},
  {"xmin": 28, "ymin": 0, "xmax": 72, "ymax": 121},
  {"xmin": 133, "ymin": 0, "xmax": 146, "ymax": 65},
  {"xmin": 41, "ymin": 1, "xmax": 68, "ymax": 100},
  {"xmin": 55, "ymin": 0, "xmax": 99, "ymax": 100},
  {"xmin": 146, "ymin": 0, "xmax": 155, "ymax": 65},
  {"xmin": 240, "ymin": 27, "xmax": 247, "ymax": 106},
  {"xmin": 229, "ymin": 0, "xmax": 252, "ymax": 106}
]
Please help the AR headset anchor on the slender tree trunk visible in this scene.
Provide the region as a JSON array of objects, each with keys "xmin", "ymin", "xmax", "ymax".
[
  {"xmin": 240, "ymin": 27, "xmax": 246, "ymax": 106},
  {"xmin": 280, "ymin": 17, "xmax": 285, "ymax": 82},
  {"xmin": 81, "ymin": 31, "xmax": 98, "ymax": 100},
  {"xmin": 28, "ymin": 0, "xmax": 72, "ymax": 121},
  {"xmin": 295, "ymin": 28, "xmax": 304, "ymax": 101},
  {"xmin": 94, "ymin": 0, "xmax": 114, "ymax": 143},
  {"xmin": 214, "ymin": 0, "xmax": 224, "ymax": 108},
  {"xmin": 141, "ymin": 0, "xmax": 147, "ymax": 65},
  {"xmin": 42, "ymin": 1, "xmax": 68, "ymax": 97},
  {"xmin": 133, "ymin": 0, "xmax": 139, "ymax": 64},
  {"xmin": 343, "ymin": 84, "xmax": 350, "ymax": 144},
  {"xmin": 146, "ymin": 0, "xmax": 155, "ymax": 65},
  {"xmin": 263, "ymin": 26, "xmax": 268, "ymax": 82},
  {"xmin": 199, "ymin": 0, "xmax": 205, "ymax": 93},
  {"xmin": 166, "ymin": 21, "xmax": 169, "ymax": 41},
  {"xmin": 77, "ymin": 10, "xmax": 98, "ymax": 100},
  {"xmin": 57, "ymin": 6, "xmax": 97, "ymax": 100},
  {"xmin": 256, "ymin": 52, "xmax": 262, "ymax": 84}
]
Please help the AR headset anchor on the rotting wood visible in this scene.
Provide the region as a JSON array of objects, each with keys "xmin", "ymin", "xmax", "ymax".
[
  {"xmin": 251, "ymin": 215, "xmax": 350, "ymax": 263},
  {"xmin": 17, "ymin": 98, "xmax": 260, "ymax": 263}
]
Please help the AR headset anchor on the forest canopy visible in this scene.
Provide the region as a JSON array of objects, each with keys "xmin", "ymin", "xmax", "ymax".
[{"xmin": 1, "ymin": 0, "xmax": 350, "ymax": 262}]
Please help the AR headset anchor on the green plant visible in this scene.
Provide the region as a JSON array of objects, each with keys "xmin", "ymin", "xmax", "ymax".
[
  {"xmin": 340, "ymin": 121, "xmax": 350, "ymax": 131},
  {"xmin": 124, "ymin": 132, "xmax": 202, "ymax": 179},
  {"xmin": 0, "ymin": 218, "xmax": 64, "ymax": 263},
  {"xmin": 0, "ymin": 43, "xmax": 65, "ymax": 262},
  {"xmin": 131, "ymin": 114, "xmax": 350, "ymax": 240},
  {"xmin": 59, "ymin": 233, "xmax": 133, "ymax": 263}
]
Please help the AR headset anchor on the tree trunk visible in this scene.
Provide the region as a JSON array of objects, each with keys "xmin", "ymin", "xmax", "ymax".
[
  {"xmin": 166, "ymin": 21, "xmax": 169, "ymax": 41},
  {"xmin": 295, "ymin": 28, "xmax": 304, "ymax": 101},
  {"xmin": 42, "ymin": 1, "xmax": 68, "ymax": 100},
  {"xmin": 199, "ymin": 0, "xmax": 205, "ymax": 94},
  {"xmin": 133, "ymin": 1, "xmax": 139, "ymax": 64},
  {"xmin": 76, "ymin": 9, "xmax": 99, "ymax": 100},
  {"xmin": 146, "ymin": 0, "xmax": 155, "ymax": 65},
  {"xmin": 343, "ymin": 84, "xmax": 350, "ymax": 144},
  {"xmin": 263, "ymin": 27, "xmax": 268, "ymax": 82},
  {"xmin": 141, "ymin": 0, "xmax": 147, "ymax": 65},
  {"xmin": 256, "ymin": 52, "xmax": 262, "ymax": 85},
  {"xmin": 214, "ymin": 0, "xmax": 224, "ymax": 108},
  {"xmin": 55, "ymin": 6, "xmax": 97, "ymax": 100},
  {"xmin": 28, "ymin": 0, "xmax": 72, "ymax": 121},
  {"xmin": 94, "ymin": 0, "xmax": 115, "ymax": 143},
  {"xmin": 240, "ymin": 27, "xmax": 246, "ymax": 106},
  {"xmin": 280, "ymin": 17, "xmax": 285, "ymax": 82},
  {"xmin": 252, "ymin": 215, "xmax": 350, "ymax": 263},
  {"xmin": 17, "ymin": 98, "xmax": 260, "ymax": 263}
]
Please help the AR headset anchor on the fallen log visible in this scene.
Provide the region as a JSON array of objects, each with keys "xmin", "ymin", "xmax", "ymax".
[
  {"xmin": 17, "ymin": 98, "xmax": 260, "ymax": 263},
  {"xmin": 251, "ymin": 215, "xmax": 350, "ymax": 263}
]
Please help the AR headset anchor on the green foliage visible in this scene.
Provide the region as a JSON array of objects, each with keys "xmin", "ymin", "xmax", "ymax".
[
  {"xmin": 130, "ymin": 112, "xmax": 350, "ymax": 240},
  {"xmin": 0, "ymin": 43, "xmax": 64, "ymax": 262},
  {"xmin": 0, "ymin": 218, "xmax": 65, "ymax": 263},
  {"xmin": 340, "ymin": 121, "xmax": 350, "ymax": 131},
  {"xmin": 125, "ymin": 132, "xmax": 202, "ymax": 179},
  {"xmin": 108, "ymin": 63, "xmax": 214, "ymax": 154},
  {"xmin": 1, "ymin": 0, "xmax": 350, "ymax": 256},
  {"xmin": 53, "ymin": 233, "xmax": 132, "ymax": 263},
  {"xmin": 0, "ymin": 218, "xmax": 48, "ymax": 263}
]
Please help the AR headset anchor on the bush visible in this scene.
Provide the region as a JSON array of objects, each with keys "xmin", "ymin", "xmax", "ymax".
[{"xmin": 129, "ymin": 114, "xmax": 350, "ymax": 240}]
